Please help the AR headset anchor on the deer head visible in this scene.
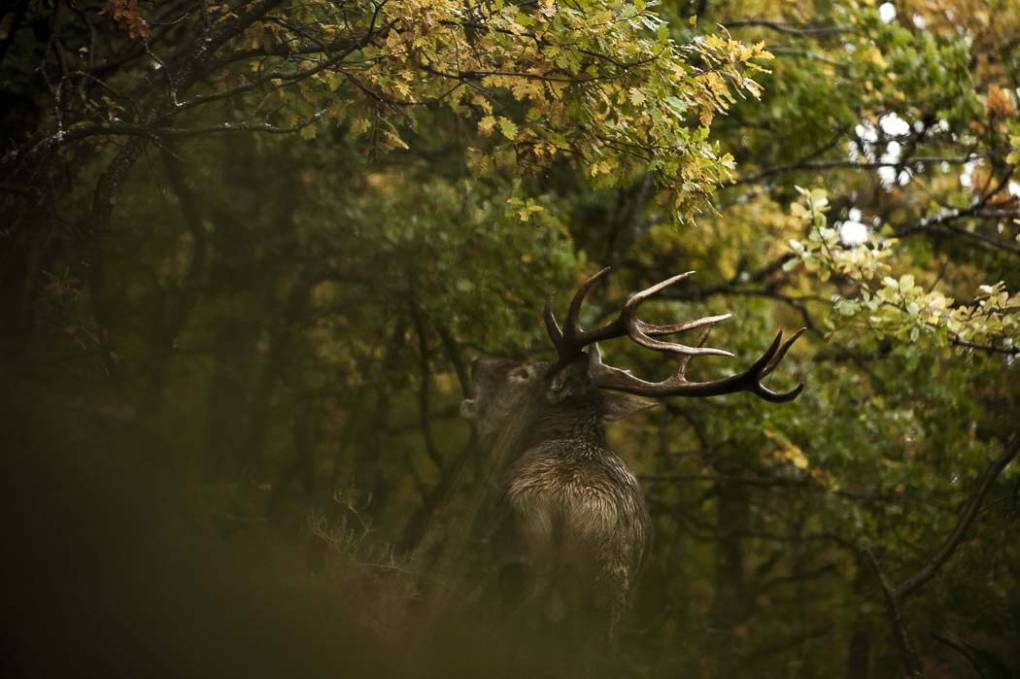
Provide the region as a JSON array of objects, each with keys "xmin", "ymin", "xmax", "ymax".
[{"xmin": 461, "ymin": 267, "xmax": 804, "ymax": 447}]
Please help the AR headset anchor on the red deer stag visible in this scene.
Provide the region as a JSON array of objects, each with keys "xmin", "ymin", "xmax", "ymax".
[{"xmin": 460, "ymin": 267, "xmax": 804, "ymax": 642}]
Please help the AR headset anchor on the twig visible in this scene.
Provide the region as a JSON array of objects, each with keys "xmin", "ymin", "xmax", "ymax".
[
  {"xmin": 895, "ymin": 434, "xmax": 1020, "ymax": 600},
  {"xmin": 409, "ymin": 301, "xmax": 444, "ymax": 474},
  {"xmin": 723, "ymin": 19, "xmax": 855, "ymax": 37},
  {"xmin": 863, "ymin": 433, "xmax": 1019, "ymax": 678},
  {"xmin": 863, "ymin": 548, "xmax": 924, "ymax": 678},
  {"xmin": 737, "ymin": 156, "xmax": 980, "ymax": 186}
]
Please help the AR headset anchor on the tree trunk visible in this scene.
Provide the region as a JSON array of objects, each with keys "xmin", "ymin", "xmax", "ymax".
[
  {"xmin": 845, "ymin": 560, "xmax": 873, "ymax": 679},
  {"xmin": 707, "ymin": 474, "xmax": 751, "ymax": 676}
]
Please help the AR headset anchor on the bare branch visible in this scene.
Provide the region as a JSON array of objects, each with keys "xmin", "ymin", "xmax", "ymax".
[
  {"xmin": 895, "ymin": 434, "xmax": 1020, "ymax": 600},
  {"xmin": 863, "ymin": 548, "xmax": 924, "ymax": 678},
  {"xmin": 862, "ymin": 433, "xmax": 1019, "ymax": 678},
  {"xmin": 736, "ymin": 155, "xmax": 981, "ymax": 186},
  {"xmin": 723, "ymin": 18, "xmax": 855, "ymax": 37}
]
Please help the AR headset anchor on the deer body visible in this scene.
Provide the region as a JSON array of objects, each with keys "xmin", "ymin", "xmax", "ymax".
[
  {"xmin": 470, "ymin": 356, "xmax": 650, "ymax": 635},
  {"xmin": 506, "ymin": 436, "xmax": 649, "ymax": 634},
  {"xmin": 462, "ymin": 268, "xmax": 804, "ymax": 641}
]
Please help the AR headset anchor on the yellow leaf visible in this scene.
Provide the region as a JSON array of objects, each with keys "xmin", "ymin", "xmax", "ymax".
[
  {"xmin": 986, "ymin": 84, "xmax": 1016, "ymax": 119},
  {"xmin": 477, "ymin": 115, "xmax": 497, "ymax": 136},
  {"xmin": 764, "ymin": 429, "xmax": 809, "ymax": 470},
  {"xmin": 498, "ymin": 116, "xmax": 518, "ymax": 140}
]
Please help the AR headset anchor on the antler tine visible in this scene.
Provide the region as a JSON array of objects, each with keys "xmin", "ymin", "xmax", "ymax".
[
  {"xmin": 676, "ymin": 325, "xmax": 713, "ymax": 380},
  {"xmin": 639, "ymin": 312, "xmax": 733, "ymax": 338},
  {"xmin": 562, "ymin": 266, "xmax": 612, "ymax": 343},
  {"xmin": 747, "ymin": 329, "xmax": 805, "ymax": 402},
  {"xmin": 546, "ymin": 267, "xmax": 620, "ymax": 363},
  {"xmin": 543, "ymin": 296, "xmax": 564, "ymax": 346},
  {"xmin": 624, "ymin": 271, "xmax": 697, "ymax": 304},
  {"xmin": 620, "ymin": 272, "xmax": 734, "ymax": 357},
  {"xmin": 754, "ymin": 380, "xmax": 805, "ymax": 403},
  {"xmin": 762, "ymin": 328, "xmax": 805, "ymax": 377},
  {"xmin": 748, "ymin": 330, "xmax": 786, "ymax": 374}
]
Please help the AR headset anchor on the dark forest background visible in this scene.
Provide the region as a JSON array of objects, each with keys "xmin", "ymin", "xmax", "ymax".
[{"xmin": 1, "ymin": 1, "xmax": 1019, "ymax": 677}]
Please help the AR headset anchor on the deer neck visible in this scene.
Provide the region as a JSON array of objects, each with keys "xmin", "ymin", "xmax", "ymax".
[{"xmin": 527, "ymin": 401, "xmax": 607, "ymax": 448}]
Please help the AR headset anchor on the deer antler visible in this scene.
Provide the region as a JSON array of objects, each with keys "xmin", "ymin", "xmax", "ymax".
[
  {"xmin": 544, "ymin": 267, "xmax": 804, "ymax": 403},
  {"xmin": 544, "ymin": 267, "xmax": 734, "ymax": 361}
]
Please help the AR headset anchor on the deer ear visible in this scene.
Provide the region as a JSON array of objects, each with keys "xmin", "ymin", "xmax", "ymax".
[{"xmin": 600, "ymin": 391, "xmax": 659, "ymax": 421}]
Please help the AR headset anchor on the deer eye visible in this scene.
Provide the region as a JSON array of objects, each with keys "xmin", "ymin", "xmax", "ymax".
[{"xmin": 509, "ymin": 366, "xmax": 532, "ymax": 382}]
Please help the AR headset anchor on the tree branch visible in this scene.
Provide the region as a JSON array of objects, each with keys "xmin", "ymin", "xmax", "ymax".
[
  {"xmin": 863, "ymin": 548, "xmax": 924, "ymax": 678},
  {"xmin": 736, "ymin": 156, "xmax": 980, "ymax": 186},
  {"xmin": 895, "ymin": 434, "xmax": 1020, "ymax": 600},
  {"xmin": 863, "ymin": 432, "xmax": 1019, "ymax": 678},
  {"xmin": 723, "ymin": 19, "xmax": 854, "ymax": 37},
  {"xmin": 409, "ymin": 302, "xmax": 444, "ymax": 474}
]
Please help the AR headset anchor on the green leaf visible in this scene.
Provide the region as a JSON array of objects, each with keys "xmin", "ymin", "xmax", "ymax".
[{"xmin": 498, "ymin": 117, "xmax": 518, "ymax": 141}]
